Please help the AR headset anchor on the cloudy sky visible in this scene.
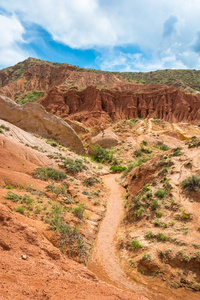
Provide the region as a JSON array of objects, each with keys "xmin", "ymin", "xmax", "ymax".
[{"xmin": 1, "ymin": 0, "xmax": 200, "ymax": 72}]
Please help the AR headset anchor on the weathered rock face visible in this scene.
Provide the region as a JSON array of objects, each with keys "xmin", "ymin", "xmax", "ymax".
[
  {"xmin": 89, "ymin": 130, "xmax": 120, "ymax": 150},
  {"xmin": 41, "ymin": 85, "xmax": 200, "ymax": 125},
  {"xmin": 0, "ymin": 95, "xmax": 85, "ymax": 154}
]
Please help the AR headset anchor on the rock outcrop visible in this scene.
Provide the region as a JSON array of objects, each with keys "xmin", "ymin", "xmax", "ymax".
[
  {"xmin": 89, "ymin": 130, "xmax": 120, "ymax": 149},
  {"xmin": 0, "ymin": 95, "xmax": 85, "ymax": 154},
  {"xmin": 41, "ymin": 85, "xmax": 200, "ymax": 126}
]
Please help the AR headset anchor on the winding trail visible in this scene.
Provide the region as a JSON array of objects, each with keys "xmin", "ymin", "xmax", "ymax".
[
  {"xmin": 88, "ymin": 174, "xmax": 149, "ymax": 299},
  {"xmin": 88, "ymin": 174, "xmax": 200, "ymax": 300}
]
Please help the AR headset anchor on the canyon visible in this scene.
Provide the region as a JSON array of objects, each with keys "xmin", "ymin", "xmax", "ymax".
[{"xmin": 0, "ymin": 58, "xmax": 200, "ymax": 299}]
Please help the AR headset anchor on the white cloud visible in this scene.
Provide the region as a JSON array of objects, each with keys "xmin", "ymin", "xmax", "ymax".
[
  {"xmin": 0, "ymin": 14, "xmax": 29, "ymax": 67},
  {"xmin": 1, "ymin": 0, "xmax": 200, "ymax": 70}
]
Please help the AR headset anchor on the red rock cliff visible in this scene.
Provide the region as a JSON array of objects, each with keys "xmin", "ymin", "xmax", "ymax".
[{"xmin": 41, "ymin": 85, "xmax": 200, "ymax": 126}]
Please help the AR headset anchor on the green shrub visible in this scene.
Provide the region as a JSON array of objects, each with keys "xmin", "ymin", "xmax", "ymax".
[
  {"xmin": 144, "ymin": 231, "xmax": 154, "ymax": 239},
  {"xmin": 182, "ymin": 175, "xmax": 200, "ymax": 191},
  {"xmin": 171, "ymin": 147, "xmax": 183, "ymax": 156},
  {"xmin": 46, "ymin": 183, "xmax": 66, "ymax": 195},
  {"xmin": 33, "ymin": 167, "xmax": 67, "ymax": 181},
  {"xmin": 46, "ymin": 204, "xmax": 87, "ymax": 261},
  {"xmin": 5, "ymin": 192, "xmax": 22, "ymax": 202},
  {"xmin": 155, "ymin": 188, "xmax": 166, "ymax": 198},
  {"xmin": 156, "ymin": 233, "xmax": 168, "ymax": 242},
  {"xmin": 135, "ymin": 207, "xmax": 144, "ymax": 216},
  {"xmin": 15, "ymin": 206, "xmax": 25, "ymax": 214},
  {"xmin": 91, "ymin": 145, "xmax": 115, "ymax": 164},
  {"xmin": 159, "ymin": 144, "xmax": 169, "ymax": 151},
  {"xmin": 146, "ymin": 191, "xmax": 152, "ymax": 198},
  {"xmin": 46, "ymin": 138, "xmax": 58, "ymax": 147},
  {"xmin": 142, "ymin": 183, "xmax": 151, "ymax": 191},
  {"xmin": 63, "ymin": 158, "xmax": 87, "ymax": 173},
  {"xmin": 72, "ymin": 203, "xmax": 86, "ymax": 219},
  {"xmin": 110, "ymin": 165, "xmax": 127, "ymax": 173},
  {"xmin": 83, "ymin": 177, "xmax": 99, "ymax": 186},
  {"xmin": 0, "ymin": 124, "xmax": 10, "ymax": 131},
  {"xmin": 151, "ymin": 199, "xmax": 159, "ymax": 210},
  {"xmin": 130, "ymin": 239, "xmax": 142, "ymax": 250}
]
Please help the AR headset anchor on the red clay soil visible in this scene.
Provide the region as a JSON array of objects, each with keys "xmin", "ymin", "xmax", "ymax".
[{"xmin": 0, "ymin": 203, "xmax": 146, "ymax": 300}]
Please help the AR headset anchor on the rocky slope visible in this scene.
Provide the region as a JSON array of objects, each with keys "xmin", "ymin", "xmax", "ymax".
[
  {"xmin": 1, "ymin": 114, "xmax": 200, "ymax": 299},
  {"xmin": 1, "ymin": 58, "xmax": 200, "ymax": 126}
]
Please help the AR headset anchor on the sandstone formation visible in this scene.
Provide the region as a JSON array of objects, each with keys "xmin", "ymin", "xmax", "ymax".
[
  {"xmin": 0, "ymin": 95, "xmax": 85, "ymax": 154},
  {"xmin": 41, "ymin": 85, "xmax": 200, "ymax": 126},
  {"xmin": 89, "ymin": 130, "xmax": 120, "ymax": 149}
]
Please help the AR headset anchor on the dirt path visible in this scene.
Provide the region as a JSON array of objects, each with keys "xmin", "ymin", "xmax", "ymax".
[
  {"xmin": 88, "ymin": 174, "xmax": 200, "ymax": 300},
  {"xmin": 88, "ymin": 174, "xmax": 149, "ymax": 299}
]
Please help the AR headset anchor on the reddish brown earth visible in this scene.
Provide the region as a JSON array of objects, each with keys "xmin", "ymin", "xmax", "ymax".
[
  {"xmin": 1, "ymin": 58, "xmax": 200, "ymax": 127},
  {"xmin": 0, "ymin": 203, "xmax": 147, "ymax": 300},
  {"xmin": 41, "ymin": 85, "xmax": 200, "ymax": 126}
]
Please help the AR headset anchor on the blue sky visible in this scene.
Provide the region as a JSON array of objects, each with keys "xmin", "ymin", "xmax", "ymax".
[{"xmin": 1, "ymin": 0, "xmax": 200, "ymax": 72}]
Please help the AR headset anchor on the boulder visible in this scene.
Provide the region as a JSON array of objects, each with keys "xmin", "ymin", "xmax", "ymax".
[
  {"xmin": 0, "ymin": 95, "xmax": 85, "ymax": 154},
  {"xmin": 89, "ymin": 130, "xmax": 120, "ymax": 149}
]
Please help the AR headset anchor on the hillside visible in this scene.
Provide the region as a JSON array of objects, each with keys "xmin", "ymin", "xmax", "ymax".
[{"xmin": 0, "ymin": 115, "xmax": 200, "ymax": 299}]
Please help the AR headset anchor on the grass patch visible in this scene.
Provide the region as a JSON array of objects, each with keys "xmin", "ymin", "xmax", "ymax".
[{"xmin": 130, "ymin": 239, "xmax": 142, "ymax": 250}]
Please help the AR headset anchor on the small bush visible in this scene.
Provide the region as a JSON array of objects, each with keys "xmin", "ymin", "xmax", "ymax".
[
  {"xmin": 130, "ymin": 239, "xmax": 142, "ymax": 250},
  {"xmin": 0, "ymin": 124, "xmax": 10, "ymax": 131},
  {"xmin": 144, "ymin": 231, "xmax": 154, "ymax": 240},
  {"xmin": 151, "ymin": 199, "xmax": 159, "ymax": 210},
  {"xmin": 5, "ymin": 192, "xmax": 22, "ymax": 202},
  {"xmin": 142, "ymin": 183, "xmax": 151, "ymax": 191},
  {"xmin": 5, "ymin": 186, "xmax": 14, "ymax": 189},
  {"xmin": 46, "ymin": 183, "xmax": 66, "ymax": 195},
  {"xmin": 72, "ymin": 203, "xmax": 86, "ymax": 219},
  {"xmin": 83, "ymin": 177, "xmax": 99, "ymax": 186},
  {"xmin": 155, "ymin": 188, "xmax": 166, "ymax": 198},
  {"xmin": 15, "ymin": 206, "xmax": 25, "ymax": 214},
  {"xmin": 46, "ymin": 138, "xmax": 58, "ymax": 147},
  {"xmin": 182, "ymin": 175, "xmax": 200, "ymax": 191},
  {"xmin": 110, "ymin": 165, "xmax": 127, "ymax": 173},
  {"xmin": 159, "ymin": 144, "xmax": 169, "ymax": 151},
  {"xmin": 91, "ymin": 145, "xmax": 115, "ymax": 164},
  {"xmin": 171, "ymin": 147, "xmax": 183, "ymax": 156},
  {"xmin": 33, "ymin": 167, "xmax": 67, "ymax": 181},
  {"xmin": 63, "ymin": 158, "xmax": 87, "ymax": 173},
  {"xmin": 156, "ymin": 233, "xmax": 168, "ymax": 242}
]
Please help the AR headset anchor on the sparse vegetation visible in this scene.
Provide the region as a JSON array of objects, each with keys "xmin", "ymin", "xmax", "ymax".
[
  {"xmin": 91, "ymin": 145, "xmax": 115, "ymax": 164},
  {"xmin": 155, "ymin": 188, "xmax": 166, "ymax": 198},
  {"xmin": 182, "ymin": 175, "xmax": 200, "ymax": 191},
  {"xmin": 33, "ymin": 167, "xmax": 67, "ymax": 181},
  {"xmin": 63, "ymin": 157, "xmax": 87, "ymax": 173},
  {"xmin": 110, "ymin": 165, "xmax": 127, "ymax": 173},
  {"xmin": 130, "ymin": 239, "xmax": 142, "ymax": 250}
]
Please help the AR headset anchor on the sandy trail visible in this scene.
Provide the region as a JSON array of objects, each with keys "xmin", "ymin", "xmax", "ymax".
[
  {"xmin": 88, "ymin": 174, "xmax": 200, "ymax": 300},
  {"xmin": 88, "ymin": 174, "xmax": 149, "ymax": 299}
]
